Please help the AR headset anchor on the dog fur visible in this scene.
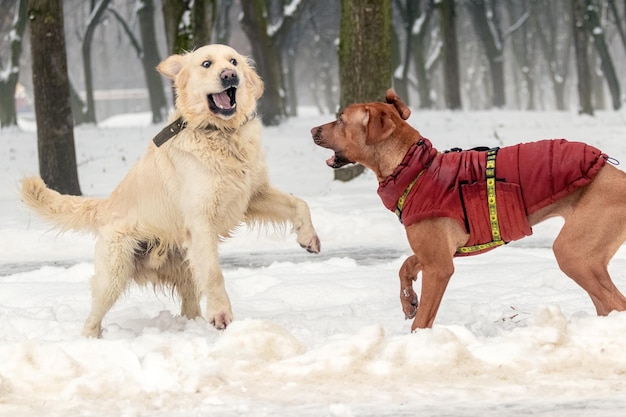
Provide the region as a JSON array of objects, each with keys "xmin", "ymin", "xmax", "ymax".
[
  {"xmin": 21, "ymin": 44, "xmax": 320, "ymax": 337},
  {"xmin": 312, "ymin": 89, "xmax": 626, "ymax": 331}
]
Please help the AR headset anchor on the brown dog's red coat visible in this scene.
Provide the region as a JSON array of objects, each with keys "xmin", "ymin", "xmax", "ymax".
[{"xmin": 312, "ymin": 89, "xmax": 626, "ymax": 331}]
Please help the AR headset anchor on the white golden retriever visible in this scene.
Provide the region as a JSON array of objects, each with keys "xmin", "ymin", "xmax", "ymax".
[{"xmin": 21, "ymin": 44, "xmax": 321, "ymax": 337}]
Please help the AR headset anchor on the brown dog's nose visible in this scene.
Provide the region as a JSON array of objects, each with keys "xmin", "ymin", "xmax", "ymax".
[{"xmin": 311, "ymin": 126, "xmax": 323, "ymax": 144}]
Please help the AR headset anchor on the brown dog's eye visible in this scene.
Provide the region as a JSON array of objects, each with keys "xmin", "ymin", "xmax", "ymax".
[
  {"xmin": 230, "ymin": 58, "xmax": 238, "ymax": 66},
  {"xmin": 202, "ymin": 60, "xmax": 212, "ymax": 68}
]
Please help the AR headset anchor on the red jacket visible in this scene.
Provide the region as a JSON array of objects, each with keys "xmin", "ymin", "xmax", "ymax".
[{"xmin": 378, "ymin": 138, "xmax": 607, "ymax": 256}]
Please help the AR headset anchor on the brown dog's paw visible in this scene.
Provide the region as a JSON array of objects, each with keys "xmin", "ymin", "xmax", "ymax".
[
  {"xmin": 398, "ymin": 255, "xmax": 421, "ymax": 319},
  {"xmin": 401, "ymin": 287, "xmax": 418, "ymax": 319}
]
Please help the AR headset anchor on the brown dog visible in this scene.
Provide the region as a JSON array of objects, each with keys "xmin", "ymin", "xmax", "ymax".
[{"xmin": 312, "ymin": 89, "xmax": 626, "ymax": 331}]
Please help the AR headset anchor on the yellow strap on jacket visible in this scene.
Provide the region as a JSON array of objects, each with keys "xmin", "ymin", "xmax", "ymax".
[{"xmin": 457, "ymin": 149, "xmax": 504, "ymax": 254}]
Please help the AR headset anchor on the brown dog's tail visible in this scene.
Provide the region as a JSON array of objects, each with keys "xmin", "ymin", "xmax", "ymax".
[
  {"xmin": 21, "ymin": 176, "xmax": 103, "ymax": 233},
  {"xmin": 385, "ymin": 89, "xmax": 411, "ymax": 120}
]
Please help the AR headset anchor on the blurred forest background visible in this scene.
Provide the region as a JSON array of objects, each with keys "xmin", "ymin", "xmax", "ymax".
[
  {"xmin": 2, "ymin": 0, "xmax": 626, "ymax": 128},
  {"xmin": 2, "ymin": 0, "xmax": 626, "ymax": 191}
]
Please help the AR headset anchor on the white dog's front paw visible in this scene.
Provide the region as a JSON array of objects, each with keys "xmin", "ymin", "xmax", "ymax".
[
  {"xmin": 208, "ymin": 309, "xmax": 233, "ymax": 330},
  {"xmin": 82, "ymin": 321, "xmax": 102, "ymax": 338},
  {"xmin": 298, "ymin": 227, "xmax": 321, "ymax": 253}
]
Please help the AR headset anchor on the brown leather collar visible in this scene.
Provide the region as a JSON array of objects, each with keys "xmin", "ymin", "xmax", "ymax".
[
  {"xmin": 152, "ymin": 112, "xmax": 258, "ymax": 147},
  {"xmin": 153, "ymin": 117, "xmax": 186, "ymax": 147}
]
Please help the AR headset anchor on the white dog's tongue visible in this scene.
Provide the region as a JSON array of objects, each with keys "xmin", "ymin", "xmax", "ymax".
[{"xmin": 212, "ymin": 91, "xmax": 233, "ymax": 110}]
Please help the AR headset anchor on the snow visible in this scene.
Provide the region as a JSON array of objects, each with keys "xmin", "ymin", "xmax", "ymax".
[
  {"xmin": 412, "ymin": 13, "xmax": 427, "ymax": 36},
  {"xmin": 2, "ymin": 107, "xmax": 626, "ymax": 416},
  {"xmin": 284, "ymin": 0, "xmax": 303, "ymax": 17}
]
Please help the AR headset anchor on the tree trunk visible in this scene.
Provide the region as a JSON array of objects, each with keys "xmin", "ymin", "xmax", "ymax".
[
  {"xmin": 439, "ymin": 0, "xmax": 462, "ymax": 110},
  {"xmin": 466, "ymin": 0, "xmax": 505, "ymax": 108},
  {"xmin": 337, "ymin": 0, "xmax": 391, "ymax": 181},
  {"xmin": 0, "ymin": 0, "xmax": 27, "ymax": 128},
  {"xmin": 285, "ymin": 47, "xmax": 298, "ymax": 117},
  {"xmin": 505, "ymin": 0, "xmax": 534, "ymax": 110},
  {"xmin": 309, "ymin": 23, "xmax": 337, "ymax": 114},
  {"xmin": 81, "ymin": 0, "xmax": 111, "ymax": 124},
  {"xmin": 161, "ymin": 0, "xmax": 216, "ymax": 107},
  {"xmin": 531, "ymin": 0, "xmax": 570, "ymax": 111},
  {"xmin": 392, "ymin": 0, "xmax": 434, "ymax": 108},
  {"xmin": 69, "ymin": 78, "xmax": 88, "ymax": 125},
  {"xmin": 339, "ymin": 0, "xmax": 392, "ymax": 107},
  {"xmin": 106, "ymin": 3, "xmax": 167, "ymax": 124},
  {"xmin": 215, "ymin": 0, "xmax": 233, "ymax": 45},
  {"xmin": 412, "ymin": 0, "xmax": 435, "ymax": 109},
  {"xmin": 392, "ymin": 21, "xmax": 408, "ymax": 102},
  {"xmin": 0, "ymin": 82, "xmax": 13, "ymax": 128},
  {"xmin": 162, "ymin": 0, "xmax": 187, "ymax": 55},
  {"xmin": 584, "ymin": 0, "xmax": 621, "ymax": 110},
  {"xmin": 137, "ymin": 0, "xmax": 168, "ymax": 123},
  {"xmin": 162, "ymin": 0, "xmax": 215, "ymax": 55},
  {"xmin": 571, "ymin": 0, "xmax": 594, "ymax": 115},
  {"xmin": 608, "ymin": 0, "xmax": 626, "ymax": 53},
  {"xmin": 591, "ymin": 51, "xmax": 605, "ymax": 110},
  {"xmin": 28, "ymin": 0, "xmax": 81, "ymax": 195},
  {"xmin": 240, "ymin": 0, "xmax": 287, "ymax": 126},
  {"xmin": 192, "ymin": 0, "xmax": 216, "ymax": 47}
]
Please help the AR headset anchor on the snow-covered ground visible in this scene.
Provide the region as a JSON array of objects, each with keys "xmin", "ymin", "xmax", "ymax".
[{"xmin": 2, "ymin": 107, "xmax": 626, "ymax": 416}]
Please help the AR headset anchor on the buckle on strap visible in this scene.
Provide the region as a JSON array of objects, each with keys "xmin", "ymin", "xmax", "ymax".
[{"xmin": 457, "ymin": 148, "xmax": 504, "ymax": 254}]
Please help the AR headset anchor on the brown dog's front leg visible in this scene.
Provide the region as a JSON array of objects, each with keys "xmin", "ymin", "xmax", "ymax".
[
  {"xmin": 404, "ymin": 219, "xmax": 465, "ymax": 331},
  {"xmin": 411, "ymin": 262, "xmax": 453, "ymax": 330},
  {"xmin": 399, "ymin": 255, "xmax": 421, "ymax": 319}
]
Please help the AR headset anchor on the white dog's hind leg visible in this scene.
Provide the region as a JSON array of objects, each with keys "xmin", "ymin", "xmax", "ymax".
[
  {"xmin": 246, "ymin": 186, "xmax": 321, "ymax": 253},
  {"xmin": 176, "ymin": 271, "xmax": 202, "ymax": 319},
  {"xmin": 82, "ymin": 233, "xmax": 134, "ymax": 337},
  {"xmin": 157, "ymin": 251, "xmax": 202, "ymax": 319}
]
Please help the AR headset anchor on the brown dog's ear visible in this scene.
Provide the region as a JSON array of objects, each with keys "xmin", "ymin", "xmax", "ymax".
[
  {"xmin": 157, "ymin": 54, "xmax": 185, "ymax": 80},
  {"xmin": 363, "ymin": 105, "xmax": 396, "ymax": 145},
  {"xmin": 385, "ymin": 88, "xmax": 411, "ymax": 120}
]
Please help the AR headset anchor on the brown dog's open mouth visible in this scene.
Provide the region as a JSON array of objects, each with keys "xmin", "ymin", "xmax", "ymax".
[
  {"xmin": 312, "ymin": 127, "xmax": 354, "ymax": 169},
  {"xmin": 208, "ymin": 87, "xmax": 237, "ymax": 116},
  {"xmin": 326, "ymin": 152, "xmax": 354, "ymax": 169}
]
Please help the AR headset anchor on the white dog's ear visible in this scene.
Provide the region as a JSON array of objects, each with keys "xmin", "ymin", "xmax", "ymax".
[
  {"xmin": 157, "ymin": 54, "xmax": 185, "ymax": 80},
  {"xmin": 245, "ymin": 57, "xmax": 264, "ymax": 100}
]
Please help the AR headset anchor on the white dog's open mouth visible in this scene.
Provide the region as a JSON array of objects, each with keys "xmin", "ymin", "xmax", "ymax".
[{"xmin": 208, "ymin": 87, "xmax": 237, "ymax": 116}]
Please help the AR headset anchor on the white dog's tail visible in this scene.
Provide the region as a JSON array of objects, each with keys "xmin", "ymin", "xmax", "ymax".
[{"xmin": 21, "ymin": 176, "xmax": 103, "ymax": 233}]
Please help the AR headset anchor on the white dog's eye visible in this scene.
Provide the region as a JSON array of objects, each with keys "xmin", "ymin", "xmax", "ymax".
[
  {"xmin": 230, "ymin": 58, "xmax": 238, "ymax": 66},
  {"xmin": 202, "ymin": 60, "xmax": 212, "ymax": 68}
]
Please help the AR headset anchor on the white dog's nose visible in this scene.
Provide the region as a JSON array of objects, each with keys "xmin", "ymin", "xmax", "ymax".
[
  {"xmin": 221, "ymin": 69, "xmax": 236, "ymax": 79},
  {"xmin": 220, "ymin": 69, "xmax": 238, "ymax": 87}
]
